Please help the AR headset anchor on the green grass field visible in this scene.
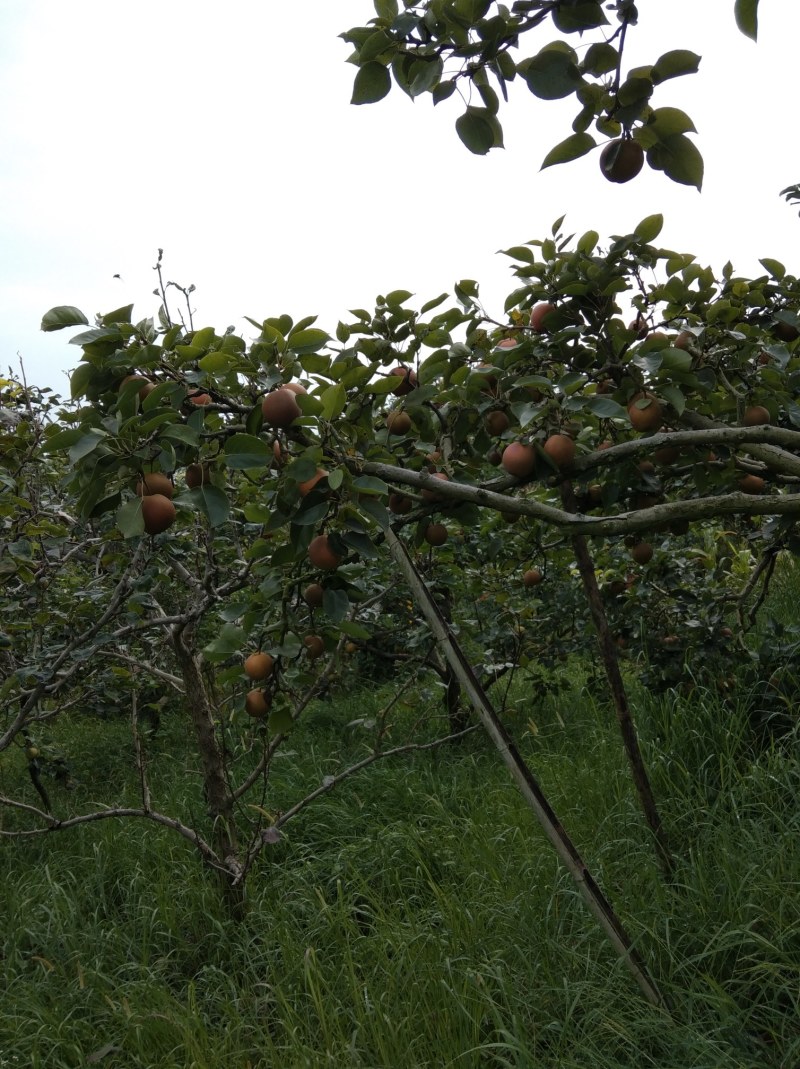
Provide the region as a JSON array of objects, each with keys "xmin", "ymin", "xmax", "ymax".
[{"xmin": 2, "ymin": 660, "xmax": 798, "ymax": 1069}]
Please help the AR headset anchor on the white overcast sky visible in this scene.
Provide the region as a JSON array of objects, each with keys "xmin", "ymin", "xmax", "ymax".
[{"xmin": 1, "ymin": 1, "xmax": 798, "ymax": 392}]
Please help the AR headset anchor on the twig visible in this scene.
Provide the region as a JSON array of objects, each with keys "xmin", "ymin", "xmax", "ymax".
[
  {"xmin": 130, "ymin": 685, "xmax": 152, "ymax": 812},
  {"xmin": 0, "ymin": 799, "xmax": 227, "ymax": 871}
]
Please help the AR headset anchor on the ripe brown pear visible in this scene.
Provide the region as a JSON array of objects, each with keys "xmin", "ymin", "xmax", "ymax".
[
  {"xmin": 529, "ymin": 302, "xmax": 557, "ymax": 333},
  {"xmin": 628, "ymin": 393, "xmax": 663, "ymax": 432},
  {"xmin": 141, "ymin": 494, "xmax": 176, "ymax": 535},
  {"xmin": 542, "ymin": 433, "xmax": 575, "ymax": 469},
  {"xmin": 303, "ymin": 634, "xmax": 325, "ymax": 660},
  {"xmin": 298, "ymin": 469, "xmax": 328, "ymax": 496},
  {"xmin": 484, "ymin": 410, "xmax": 510, "ymax": 436},
  {"xmin": 136, "ymin": 472, "xmax": 174, "ymax": 499},
  {"xmin": 653, "ymin": 446, "xmax": 680, "ymax": 466},
  {"xmin": 308, "ymin": 534, "xmax": 342, "ymax": 570},
  {"xmin": 501, "ymin": 442, "xmax": 536, "ymax": 478},
  {"xmin": 389, "ymin": 366, "xmax": 417, "ymax": 396},
  {"xmin": 386, "ymin": 410, "xmax": 412, "ymax": 436},
  {"xmin": 630, "ymin": 542, "xmax": 653, "ymax": 565},
  {"xmin": 262, "ymin": 388, "xmax": 301, "ymax": 428},
  {"xmin": 119, "ymin": 374, "xmax": 153, "ymax": 401},
  {"xmin": 185, "ymin": 463, "xmax": 210, "ymax": 489},
  {"xmin": 739, "ymin": 474, "xmax": 766, "ymax": 494},
  {"xmin": 600, "ymin": 139, "xmax": 644, "ymax": 184},
  {"xmin": 424, "ymin": 523, "xmax": 448, "ymax": 547},
  {"xmin": 773, "ymin": 321, "xmax": 800, "ymax": 343},
  {"xmin": 245, "ymin": 690, "xmax": 271, "ymax": 718},
  {"xmin": 523, "ymin": 568, "xmax": 543, "ymax": 588},
  {"xmin": 303, "ymin": 583, "xmax": 325, "ymax": 608},
  {"xmin": 388, "ymin": 493, "xmax": 413, "ymax": 515},
  {"xmin": 244, "ymin": 652, "xmax": 274, "ymax": 681},
  {"xmin": 743, "ymin": 405, "xmax": 770, "ymax": 426}
]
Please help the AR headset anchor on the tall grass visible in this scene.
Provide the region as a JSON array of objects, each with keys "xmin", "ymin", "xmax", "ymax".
[{"xmin": 1, "ymin": 646, "xmax": 798, "ymax": 1066}]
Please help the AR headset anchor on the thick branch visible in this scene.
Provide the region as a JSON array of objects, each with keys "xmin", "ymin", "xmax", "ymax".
[{"xmin": 353, "ymin": 459, "xmax": 800, "ymax": 534}]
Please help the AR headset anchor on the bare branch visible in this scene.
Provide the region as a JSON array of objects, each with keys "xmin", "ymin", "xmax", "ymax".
[{"xmin": 0, "ymin": 799, "xmax": 227, "ymax": 871}]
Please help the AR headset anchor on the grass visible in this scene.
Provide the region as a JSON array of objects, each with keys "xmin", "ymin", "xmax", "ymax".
[{"xmin": 1, "ymin": 664, "xmax": 798, "ymax": 1067}]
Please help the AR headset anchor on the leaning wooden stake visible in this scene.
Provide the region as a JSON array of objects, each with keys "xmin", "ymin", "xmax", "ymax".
[{"xmin": 382, "ymin": 523, "xmax": 669, "ymax": 1012}]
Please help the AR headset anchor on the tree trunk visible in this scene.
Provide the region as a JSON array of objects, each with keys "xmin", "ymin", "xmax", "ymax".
[
  {"xmin": 171, "ymin": 622, "xmax": 245, "ymax": 912},
  {"xmin": 560, "ymin": 482, "xmax": 674, "ymax": 876}
]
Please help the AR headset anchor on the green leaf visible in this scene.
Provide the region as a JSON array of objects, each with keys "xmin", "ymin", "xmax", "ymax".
[
  {"xmin": 374, "ymin": 0, "xmax": 398, "ymax": 19},
  {"xmin": 759, "ymin": 258, "xmax": 785, "ymax": 281},
  {"xmin": 68, "ymin": 326, "xmax": 121, "ymax": 348},
  {"xmin": 351, "ymin": 62, "xmax": 391, "ymax": 105},
  {"xmin": 658, "ymin": 383, "xmax": 686, "ymax": 415},
  {"xmin": 647, "ymin": 107, "xmax": 697, "ymax": 137},
  {"xmin": 499, "ymin": 245, "xmax": 535, "ymax": 263},
  {"xmin": 634, "ymin": 214, "xmax": 664, "ymax": 242},
  {"xmin": 352, "ymin": 475, "xmax": 389, "ymax": 496},
  {"xmin": 101, "ymin": 304, "xmax": 134, "ymax": 326},
  {"xmin": 287, "ymin": 457, "xmax": 320, "ymax": 484},
  {"xmin": 420, "ymin": 293, "xmax": 448, "ymax": 314},
  {"xmin": 576, "ymin": 230, "xmax": 599, "ymax": 254},
  {"xmin": 646, "ymin": 134, "xmax": 704, "ymax": 191},
  {"xmin": 635, "ymin": 108, "xmax": 698, "ymax": 151},
  {"xmin": 368, "ymin": 376, "xmax": 399, "ymax": 396},
  {"xmin": 617, "ymin": 75, "xmax": 653, "ymax": 107},
  {"xmin": 385, "ymin": 289, "xmax": 414, "ymax": 306},
  {"xmin": 580, "ymin": 42, "xmax": 618, "ymax": 76},
  {"xmin": 292, "ymin": 501, "xmax": 329, "ymax": 527},
  {"xmin": 409, "ymin": 56, "xmax": 443, "ymax": 97},
  {"xmin": 321, "ymin": 383, "xmax": 346, "ymax": 421},
  {"xmin": 41, "ymin": 427, "xmax": 88, "ymax": 453},
  {"xmin": 734, "ymin": 0, "xmax": 758, "ymax": 40},
  {"xmin": 651, "ymin": 50, "xmax": 701, "ymax": 84},
  {"xmin": 196, "ymin": 485, "xmax": 230, "ymax": 528},
  {"xmin": 161, "ymin": 424, "xmax": 201, "ymax": 447},
  {"xmin": 540, "ymin": 132, "xmax": 595, "ymax": 170},
  {"xmin": 40, "ymin": 305, "xmax": 89, "ymax": 332},
  {"xmin": 659, "ymin": 348, "xmax": 692, "ymax": 373},
  {"xmin": 69, "ymin": 363, "xmax": 94, "ymax": 400},
  {"xmin": 357, "ymin": 497, "xmax": 391, "ymax": 528},
  {"xmin": 340, "ymin": 530, "xmax": 378, "ymax": 558},
  {"xmin": 432, "ymin": 80, "xmax": 456, "ymax": 105},
  {"xmin": 455, "ymin": 109, "xmax": 495, "ymax": 155},
  {"xmin": 339, "ymin": 620, "xmax": 371, "ymax": 641},
  {"xmin": 359, "ymin": 29, "xmax": 394, "ymax": 63},
  {"xmin": 288, "ymin": 328, "xmax": 330, "ymax": 355},
  {"xmin": 552, "ymin": 1, "xmax": 608, "ymax": 33},
  {"xmin": 269, "ymin": 706, "xmax": 294, "ymax": 735},
  {"xmin": 116, "ymin": 498, "xmax": 144, "ymax": 539},
  {"xmin": 203, "ymin": 623, "xmax": 246, "ymax": 663},
  {"xmin": 586, "ymin": 396, "xmax": 627, "ymax": 419},
  {"xmin": 520, "ymin": 48, "xmax": 582, "ymax": 100},
  {"xmin": 323, "ymin": 588, "xmax": 350, "ymax": 624},
  {"xmin": 69, "ymin": 428, "xmax": 107, "ymax": 463},
  {"xmin": 198, "ymin": 351, "xmax": 237, "ymax": 373},
  {"xmin": 224, "ymin": 433, "xmax": 270, "ymax": 469}
]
